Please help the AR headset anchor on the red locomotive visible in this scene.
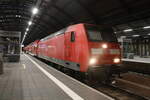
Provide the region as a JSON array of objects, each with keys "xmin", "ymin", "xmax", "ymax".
[{"xmin": 25, "ymin": 23, "xmax": 121, "ymax": 82}]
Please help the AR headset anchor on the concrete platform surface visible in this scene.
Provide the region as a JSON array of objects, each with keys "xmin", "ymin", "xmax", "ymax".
[
  {"xmin": 0, "ymin": 54, "xmax": 114, "ymax": 100},
  {"xmin": 122, "ymin": 56, "xmax": 150, "ymax": 63}
]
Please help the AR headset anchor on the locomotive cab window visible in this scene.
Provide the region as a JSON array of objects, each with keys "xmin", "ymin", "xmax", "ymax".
[
  {"xmin": 85, "ymin": 25, "xmax": 117, "ymax": 42},
  {"xmin": 87, "ymin": 30, "xmax": 102, "ymax": 41},
  {"xmin": 71, "ymin": 31, "xmax": 75, "ymax": 42}
]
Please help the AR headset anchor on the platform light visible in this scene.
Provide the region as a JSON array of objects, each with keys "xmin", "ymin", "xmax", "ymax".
[
  {"xmin": 26, "ymin": 28, "xmax": 29, "ymax": 31},
  {"xmin": 132, "ymin": 35, "xmax": 139, "ymax": 37},
  {"xmin": 148, "ymin": 33, "xmax": 150, "ymax": 35},
  {"xmin": 28, "ymin": 21, "xmax": 32, "ymax": 26},
  {"xmin": 143, "ymin": 26, "xmax": 150, "ymax": 29},
  {"xmin": 120, "ymin": 36, "xmax": 126, "ymax": 38},
  {"xmin": 15, "ymin": 15, "xmax": 21, "ymax": 18},
  {"xmin": 6, "ymin": 38, "xmax": 10, "ymax": 41},
  {"xmin": 32, "ymin": 7, "xmax": 38, "ymax": 15},
  {"xmin": 123, "ymin": 29, "xmax": 133, "ymax": 32},
  {"xmin": 25, "ymin": 32, "xmax": 27, "ymax": 35}
]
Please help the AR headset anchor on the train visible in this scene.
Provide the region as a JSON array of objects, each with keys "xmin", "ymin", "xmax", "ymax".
[{"xmin": 24, "ymin": 23, "xmax": 121, "ymax": 82}]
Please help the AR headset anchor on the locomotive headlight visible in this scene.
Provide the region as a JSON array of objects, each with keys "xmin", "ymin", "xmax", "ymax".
[
  {"xmin": 89, "ymin": 58, "xmax": 97, "ymax": 65},
  {"xmin": 102, "ymin": 44, "xmax": 108, "ymax": 49},
  {"xmin": 113, "ymin": 58, "xmax": 120, "ymax": 63}
]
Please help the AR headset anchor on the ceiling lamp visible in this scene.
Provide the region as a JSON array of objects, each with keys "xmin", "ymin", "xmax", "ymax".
[
  {"xmin": 143, "ymin": 26, "xmax": 150, "ymax": 29},
  {"xmin": 26, "ymin": 28, "xmax": 29, "ymax": 31},
  {"xmin": 132, "ymin": 35, "xmax": 139, "ymax": 37},
  {"xmin": 123, "ymin": 29, "xmax": 133, "ymax": 32},
  {"xmin": 28, "ymin": 21, "xmax": 32, "ymax": 26},
  {"xmin": 32, "ymin": 7, "xmax": 38, "ymax": 15}
]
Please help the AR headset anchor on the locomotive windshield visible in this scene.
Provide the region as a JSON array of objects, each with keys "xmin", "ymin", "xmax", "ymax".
[{"xmin": 85, "ymin": 25, "xmax": 117, "ymax": 42}]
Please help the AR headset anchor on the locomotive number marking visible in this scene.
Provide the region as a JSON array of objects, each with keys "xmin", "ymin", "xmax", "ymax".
[{"xmin": 91, "ymin": 48, "xmax": 103, "ymax": 54}]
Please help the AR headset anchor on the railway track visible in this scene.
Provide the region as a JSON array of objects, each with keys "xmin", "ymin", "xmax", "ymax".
[
  {"xmin": 82, "ymin": 77, "xmax": 148, "ymax": 100},
  {"xmin": 112, "ymin": 72, "xmax": 150, "ymax": 100},
  {"xmin": 38, "ymin": 57, "xmax": 149, "ymax": 100},
  {"xmin": 65, "ymin": 71, "xmax": 149, "ymax": 100},
  {"xmin": 95, "ymin": 84, "xmax": 146, "ymax": 100}
]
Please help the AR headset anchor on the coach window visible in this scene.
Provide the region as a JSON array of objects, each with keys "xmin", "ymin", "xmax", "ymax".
[{"xmin": 71, "ymin": 31, "xmax": 75, "ymax": 42}]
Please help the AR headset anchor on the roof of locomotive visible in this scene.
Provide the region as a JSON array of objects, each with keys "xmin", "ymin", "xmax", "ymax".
[
  {"xmin": 40, "ymin": 23, "xmax": 87, "ymax": 42},
  {"xmin": 39, "ymin": 23, "xmax": 112, "ymax": 42}
]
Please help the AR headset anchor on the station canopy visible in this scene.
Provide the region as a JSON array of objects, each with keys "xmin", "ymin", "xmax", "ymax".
[{"xmin": 0, "ymin": 0, "xmax": 150, "ymax": 45}]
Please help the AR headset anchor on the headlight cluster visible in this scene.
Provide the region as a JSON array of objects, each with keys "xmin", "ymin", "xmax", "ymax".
[
  {"xmin": 102, "ymin": 44, "xmax": 108, "ymax": 49},
  {"xmin": 89, "ymin": 58, "xmax": 97, "ymax": 65},
  {"xmin": 113, "ymin": 58, "xmax": 120, "ymax": 63}
]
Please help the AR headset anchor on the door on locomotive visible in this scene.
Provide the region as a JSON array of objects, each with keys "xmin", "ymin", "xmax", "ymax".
[{"xmin": 64, "ymin": 32, "xmax": 76, "ymax": 62}]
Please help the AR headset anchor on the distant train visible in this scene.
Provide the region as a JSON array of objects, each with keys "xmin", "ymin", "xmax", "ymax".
[{"xmin": 24, "ymin": 23, "xmax": 121, "ymax": 82}]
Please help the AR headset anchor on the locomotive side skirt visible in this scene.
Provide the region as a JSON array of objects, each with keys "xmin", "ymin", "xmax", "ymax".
[{"xmin": 38, "ymin": 54, "xmax": 80, "ymax": 71}]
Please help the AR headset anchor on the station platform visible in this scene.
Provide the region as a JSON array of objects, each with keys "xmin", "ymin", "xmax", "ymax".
[
  {"xmin": 0, "ymin": 54, "xmax": 114, "ymax": 100},
  {"xmin": 122, "ymin": 56, "xmax": 150, "ymax": 63},
  {"xmin": 121, "ymin": 56, "xmax": 150, "ymax": 74}
]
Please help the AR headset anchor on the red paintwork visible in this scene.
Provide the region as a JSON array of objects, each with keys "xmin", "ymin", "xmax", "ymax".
[
  {"xmin": 25, "ymin": 23, "xmax": 121, "ymax": 72},
  {"xmin": 24, "ymin": 40, "xmax": 39, "ymax": 55},
  {"xmin": 24, "ymin": 45, "xmax": 32, "ymax": 52},
  {"xmin": 31, "ymin": 40, "xmax": 40, "ymax": 55}
]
